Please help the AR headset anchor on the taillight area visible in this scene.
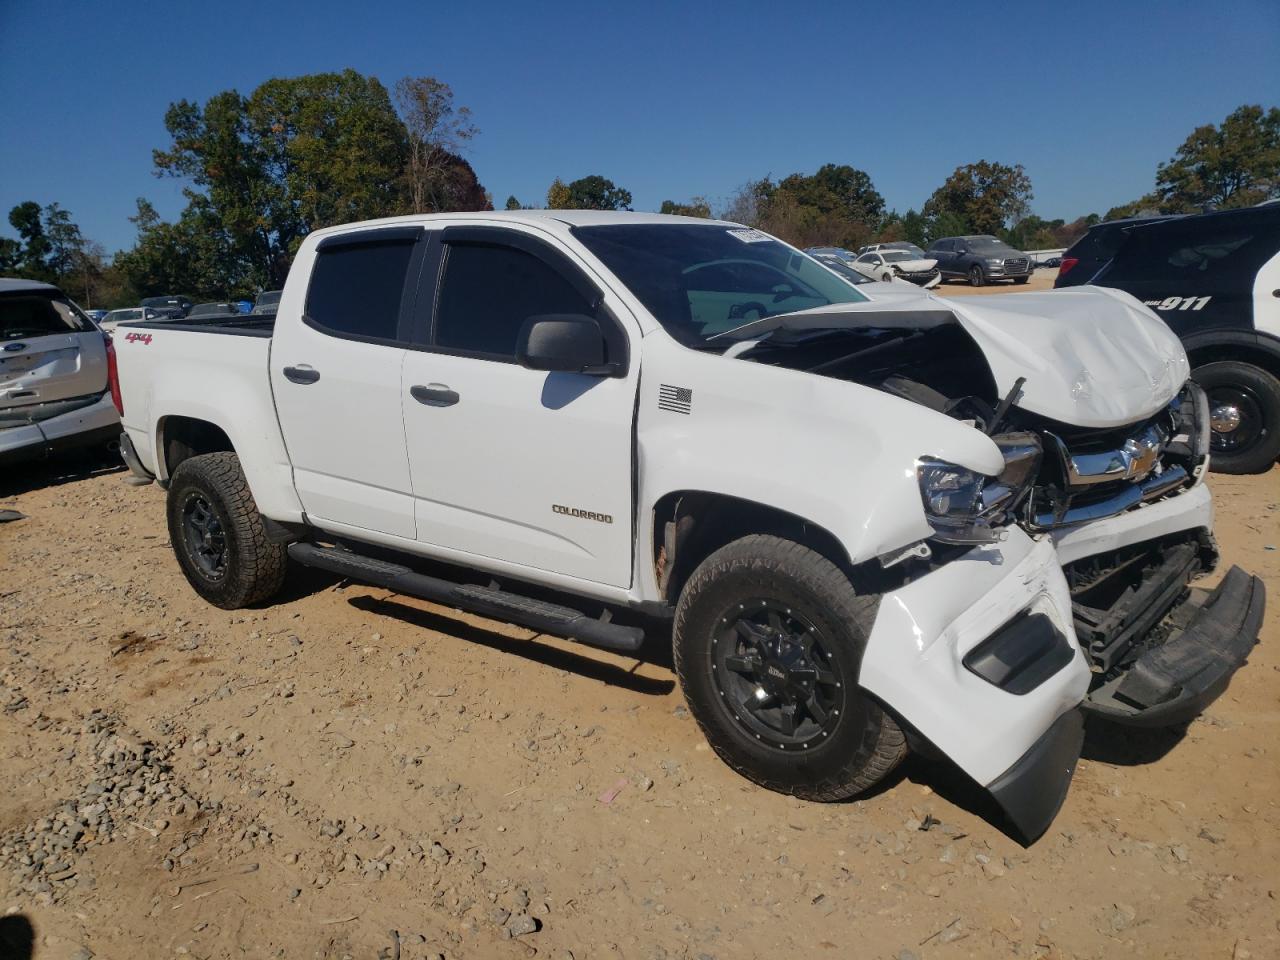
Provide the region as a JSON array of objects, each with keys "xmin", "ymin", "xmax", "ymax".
[
  {"xmin": 1057, "ymin": 257, "xmax": 1079, "ymax": 279},
  {"xmin": 105, "ymin": 334, "xmax": 124, "ymax": 415}
]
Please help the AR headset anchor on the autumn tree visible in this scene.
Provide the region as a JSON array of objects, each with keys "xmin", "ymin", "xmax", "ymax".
[
  {"xmin": 1154, "ymin": 104, "xmax": 1280, "ymax": 210},
  {"xmin": 394, "ymin": 76, "xmax": 481, "ymax": 213},
  {"xmin": 546, "ymin": 178, "xmax": 572, "ymax": 209},
  {"xmin": 660, "ymin": 197, "xmax": 712, "ymax": 218},
  {"xmin": 923, "ymin": 161, "xmax": 1033, "ymax": 236}
]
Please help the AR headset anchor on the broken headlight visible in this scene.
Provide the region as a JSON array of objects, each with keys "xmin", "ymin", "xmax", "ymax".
[{"xmin": 917, "ymin": 433, "xmax": 1042, "ymax": 544}]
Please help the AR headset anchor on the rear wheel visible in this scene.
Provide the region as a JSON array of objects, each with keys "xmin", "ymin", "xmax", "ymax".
[
  {"xmin": 673, "ymin": 535, "xmax": 906, "ymax": 801},
  {"xmin": 968, "ymin": 265, "xmax": 986, "ymax": 286},
  {"xmin": 166, "ymin": 452, "xmax": 287, "ymax": 608},
  {"xmin": 1193, "ymin": 361, "xmax": 1280, "ymax": 474}
]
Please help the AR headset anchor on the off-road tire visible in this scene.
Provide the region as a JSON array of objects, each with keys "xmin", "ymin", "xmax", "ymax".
[
  {"xmin": 166, "ymin": 452, "xmax": 287, "ymax": 609},
  {"xmin": 1193, "ymin": 360, "xmax": 1280, "ymax": 475},
  {"xmin": 673, "ymin": 535, "xmax": 907, "ymax": 801},
  {"xmin": 968, "ymin": 265, "xmax": 986, "ymax": 286}
]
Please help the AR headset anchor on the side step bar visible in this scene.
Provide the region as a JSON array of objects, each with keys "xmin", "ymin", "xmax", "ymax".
[{"xmin": 287, "ymin": 542, "xmax": 645, "ymax": 653}]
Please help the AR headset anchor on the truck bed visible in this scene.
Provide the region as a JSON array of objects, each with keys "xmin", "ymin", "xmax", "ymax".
[{"xmin": 121, "ymin": 313, "xmax": 275, "ymax": 338}]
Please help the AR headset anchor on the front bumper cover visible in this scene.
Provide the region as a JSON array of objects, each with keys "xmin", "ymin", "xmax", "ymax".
[
  {"xmin": 1083, "ymin": 565, "xmax": 1264, "ymax": 727},
  {"xmin": 988, "ymin": 708, "xmax": 1084, "ymax": 844}
]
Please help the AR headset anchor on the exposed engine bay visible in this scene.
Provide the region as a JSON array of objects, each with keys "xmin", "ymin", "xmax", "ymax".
[{"xmin": 729, "ymin": 309, "xmax": 1210, "ymax": 542}]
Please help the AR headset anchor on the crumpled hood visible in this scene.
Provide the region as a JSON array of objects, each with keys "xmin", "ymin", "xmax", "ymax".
[
  {"xmin": 890, "ymin": 258, "xmax": 938, "ymax": 272},
  {"xmin": 720, "ymin": 284, "xmax": 1190, "ymax": 429},
  {"xmin": 940, "ymin": 286, "xmax": 1189, "ymax": 427}
]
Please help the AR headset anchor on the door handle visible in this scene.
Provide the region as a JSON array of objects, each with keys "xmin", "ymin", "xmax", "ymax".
[
  {"xmin": 283, "ymin": 365, "xmax": 320, "ymax": 384},
  {"xmin": 410, "ymin": 384, "xmax": 460, "ymax": 407}
]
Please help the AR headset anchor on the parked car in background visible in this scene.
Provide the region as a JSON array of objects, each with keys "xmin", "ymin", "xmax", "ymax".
[
  {"xmin": 251, "ymin": 290, "xmax": 283, "ymax": 315},
  {"xmin": 188, "ymin": 302, "xmax": 243, "ymax": 320},
  {"xmin": 857, "ymin": 241, "xmax": 930, "ymax": 259},
  {"xmin": 100, "ymin": 307, "xmax": 164, "ymax": 331},
  {"xmin": 850, "ymin": 249, "xmax": 941, "ymax": 287},
  {"xmin": 1037, "ymin": 256, "xmax": 1062, "ymax": 269},
  {"xmin": 1087, "ymin": 204, "xmax": 1280, "ymax": 474},
  {"xmin": 928, "ymin": 235, "xmax": 1033, "ymax": 286},
  {"xmin": 0, "ymin": 279, "xmax": 120, "ymax": 466},
  {"xmin": 83, "ymin": 308, "xmax": 108, "ymax": 324},
  {"xmin": 141, "ymin": 295, "xmax": 194, "ymax": 319},
  {"xmin": 1055, "ymin": 216, "xmax": 1180, "ymax": 288}
]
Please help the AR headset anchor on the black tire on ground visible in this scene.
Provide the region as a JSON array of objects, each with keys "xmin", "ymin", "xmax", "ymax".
[
  {"xmin": 1014, "ymin": 275, "xmax": 1030, "ymax": 284},
  {"xmin": 672, "ymin": 534, "xmax": 907, "ymax": 801},
  {"xmin": 166, "ymin": 452, "xmax": 287, "ymax": 609},
  {"xmin": 968, "ymin": 265, "xmax": 985, "ymax": 287},
  {"xmin": 1193, "ymin": 360, "xmax": 1280, "ymax": 475}
]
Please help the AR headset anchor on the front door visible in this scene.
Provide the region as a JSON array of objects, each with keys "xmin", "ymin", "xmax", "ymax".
[
  {"xmin": 271, "ymin": 227, "xmax": 427, "ymax": 540},
  {"xmin": 401, "ymin": 225, "xmax": 638, "ymax": 587}
]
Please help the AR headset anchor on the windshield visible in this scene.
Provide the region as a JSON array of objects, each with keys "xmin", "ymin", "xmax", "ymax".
[
  {"xmin": 969, "ymin": 238, "xmax": 1009, "ymax": 252},
  {"xmin": 881, "ymin": 251, "xmax": 919, "ymax": 263},
  {"xmin": 256, "ymin": 290, "xmax": 282, "ymax": 306},
  {"xmin": 1, "ymin": 292, "xmax": 95, "ymax": 340},
  {"xmin": 574, "ymin": 224, "xmax": 869, "ymax": 346}
]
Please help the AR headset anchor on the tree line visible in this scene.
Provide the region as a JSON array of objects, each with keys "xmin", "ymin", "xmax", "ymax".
[{"xmin": 3, "ymin": 82, "xmax": 1276, "ymax": 309}]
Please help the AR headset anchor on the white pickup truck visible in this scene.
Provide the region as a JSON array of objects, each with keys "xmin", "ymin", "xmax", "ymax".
[{"xmin": 112, "ymin": 212, "xmax": 1265, "ymax": 842}]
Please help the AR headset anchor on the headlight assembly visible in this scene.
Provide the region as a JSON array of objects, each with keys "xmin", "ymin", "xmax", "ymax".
[{"xmin": 916, "ymin": 433, "xmax": 1042, "ymax": 544}]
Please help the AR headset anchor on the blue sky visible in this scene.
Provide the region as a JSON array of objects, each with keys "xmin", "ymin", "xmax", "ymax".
[{"xmin": 2, "ymin": 0, "xmax": 1277, "ymax": 253}]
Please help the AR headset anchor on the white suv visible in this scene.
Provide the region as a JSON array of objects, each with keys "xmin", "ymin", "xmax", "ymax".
[{"xmin": 1, "ymin": 278, "xmax": 121, "ymax": 467}]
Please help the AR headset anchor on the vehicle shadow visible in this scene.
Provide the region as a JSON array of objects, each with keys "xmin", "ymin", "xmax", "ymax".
[
  {"xmin": 0, "ymin": 446, "xmax": 124, "ymax": 498},
  {"xmin": 348, "ymin": 594, "xmax": 677, "ymax": 697},
  {"xmin": 0, "ymin": 913, "xmax": 35, "ymax": 960},
  {"xmin": 1080, "ymin": 716, "xmax": 1188, "ymax": 766}
]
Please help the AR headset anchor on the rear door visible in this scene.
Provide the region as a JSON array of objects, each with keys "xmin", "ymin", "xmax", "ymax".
[
  {"xmin": 0, "ymin": 288, "xmax": 107, "ymax": 412},
  {"xmin": 1095, "ymin": 211, "xmax": 1280, "ymax": 339},
  {"xmin": 400, "ymin": 224, "xmax": 638, "ymax": 587},
  {"xmin": 271, "ymin": 226, "xmax": 429, "ymax": 540},
  {"xmin": 930, "ymin": 239, "xmax": 954, "ymax": 274}
]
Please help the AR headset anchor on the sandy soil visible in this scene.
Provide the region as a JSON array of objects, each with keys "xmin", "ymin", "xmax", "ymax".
[
  {"xmin": 935, "ymin": 267, "xmax": 1060, "ymax": 296},
  {"xmin": 1, "ymin": 446, "xmax": 1277, "ymax": 960}
]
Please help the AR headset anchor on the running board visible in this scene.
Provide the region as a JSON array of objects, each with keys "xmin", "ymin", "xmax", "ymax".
[{"xmin": 287, "ymin": 542, "xmax": 645, "ymax": 653}]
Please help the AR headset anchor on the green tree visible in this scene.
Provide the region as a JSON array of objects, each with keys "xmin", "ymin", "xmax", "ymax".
[
  {"xmin": 900, "ymin": 208, "xmax": 927, "ymax": 247},
  {"xmin": 42, "ymin": 203, "xmax": 85, "ymax": 283},
  {"xmin": 8, "ymin": 201, "xmax": 52, "ymax": 280},
  {"xmin": 393, "ymin": 76, "xmax": 482, "ymax": 213},
  {"xmin": 114, "ymin": 197, "xmax": 243, "ymax": 301},
  {"xmin": 565, "ymin": 175, "xmax": 632, "ymax": 210},
  {"xmin": 546, "ymin": 178, "xmax": 571, "ymax": 209},
  {"xmin": 504, "ymin": 195, "xmax": 522, "ymax": 210},
  {"xmin": 1156, "ymin": 104, "xmax": 1280, "ymax": 210},
  {"xmin": 923, "ymin": 161, "xmax": 1033, "ymax": 236},
  {"xmin": 0, "ymin": 237, "xmax": 21, "ymax": 274},
  {"xmin": 773, "ymin": 164, "xmax": 885, "ymax": 226},
  {"xmin": 155, "ymin": 70, "xmax": 411, "ymax": 289},
  {"xmin": 660, "ymin": 197, "xmax": 711, "ymax": 218}
]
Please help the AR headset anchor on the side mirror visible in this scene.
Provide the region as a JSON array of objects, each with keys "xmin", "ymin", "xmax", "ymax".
[{"xmin": 516, "ymin": 314, "xmax": 617, "ymax": 376}]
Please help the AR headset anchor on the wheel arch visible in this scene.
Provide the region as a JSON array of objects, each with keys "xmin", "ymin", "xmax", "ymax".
[
  {"xmin": 651, "ymin": 489, "xmax": 874, "ymax": 605},
  {"xmin": 1184, "ymin": 331, "xmax": 1280, "ymax": 382},
  {"xmin": 157, "ymin": 415, "xmax": 234, "ymax": 480}
]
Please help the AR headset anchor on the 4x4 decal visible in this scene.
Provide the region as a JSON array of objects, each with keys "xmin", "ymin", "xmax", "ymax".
[{"xmin": 124, "ymin": 332, "xmax": 153, "ymax": 344}]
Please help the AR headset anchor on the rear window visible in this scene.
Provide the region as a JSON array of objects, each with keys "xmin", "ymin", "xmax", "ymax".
[
  {"xmin": 305, "ymin": 240, "xmax": 416, "ymax": 342},
  {"xmin": 1103, "ymin": 217, "xmax": 1279, "ymax": 287},
  {"xmin": 1, "ymin": 292, "xmax": 94, "ymax": 341}
]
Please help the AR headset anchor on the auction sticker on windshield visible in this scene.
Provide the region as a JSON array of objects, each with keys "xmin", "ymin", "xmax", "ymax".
[{"xmin": 726, "ymin": 228, "xmax": 772, "ymax": 243}]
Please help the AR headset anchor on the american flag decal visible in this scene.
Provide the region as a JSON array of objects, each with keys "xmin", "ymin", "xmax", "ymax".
[{"xmin": 658, "ymin": 384, "xmax": 693, "ymax": 414}]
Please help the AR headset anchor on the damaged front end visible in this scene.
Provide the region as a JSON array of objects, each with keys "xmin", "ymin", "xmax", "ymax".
[{"xmin": 732, "ymin": 298, "xmax": 1264, "ymax": 840}]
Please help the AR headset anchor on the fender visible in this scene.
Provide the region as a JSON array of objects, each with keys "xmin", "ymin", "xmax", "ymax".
[{"xmin": 634, "ymin": 334, "xmax": 1005, "ymax": 599}]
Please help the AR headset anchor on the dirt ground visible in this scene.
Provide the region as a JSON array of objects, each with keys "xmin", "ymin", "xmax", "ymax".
[
  {"xmin": 937, "ymin": 267, "xmax": 1060, "ymax": 296},
  {"xmin": 2, "ymin": 367, "xmax": 1278, "ymax": 958}
]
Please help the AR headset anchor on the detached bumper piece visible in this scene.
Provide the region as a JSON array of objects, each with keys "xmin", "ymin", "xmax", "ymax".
[
  {"xmin": 1084, "ymin": 566, "xmax": 1264, "ymax": 727},
  {"xmin": 988, "ymin": 708, "xmax": 1084, "ymax": 844}
]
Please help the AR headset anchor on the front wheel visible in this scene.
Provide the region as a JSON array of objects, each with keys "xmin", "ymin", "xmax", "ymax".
[
  {"xmin": 968, "ymin": 265, "xmax": 986, "ymax": 286},
  {"xmin": 1193, "ymin": 361, "xmax": 1280, "ymax": 474},
  {"xmin": 166, "ymin": 452, "xmax": 288, "ymax": 608},
  {"xmin": 673, "ymin": 535, "xmax": 906, "ymax": 801}
]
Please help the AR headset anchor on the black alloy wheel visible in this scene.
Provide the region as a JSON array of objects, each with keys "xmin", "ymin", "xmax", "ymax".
[
  {"xmin": 181, "ymin": 492, "xmax": 227, "ymax": 580},
  {"xmin": 712, "ymin": 599, "xmax": 845, "ymax": 751}
]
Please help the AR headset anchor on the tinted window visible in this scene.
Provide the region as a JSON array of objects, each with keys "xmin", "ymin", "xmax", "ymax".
[
  {"xmin": 434, "ymin": 242, "xmax": 592, "ymax": 358},
  {"xmin": 305, "ymin": 240, "xmax": 416, "ymax": 341},
  {"xmin": 1103, "ymin": 218, "xmax": 1276, "ymax": 288},
  {"xmin": 1, "ymin": 292, "xmax": 94, "ymax": 340}
]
